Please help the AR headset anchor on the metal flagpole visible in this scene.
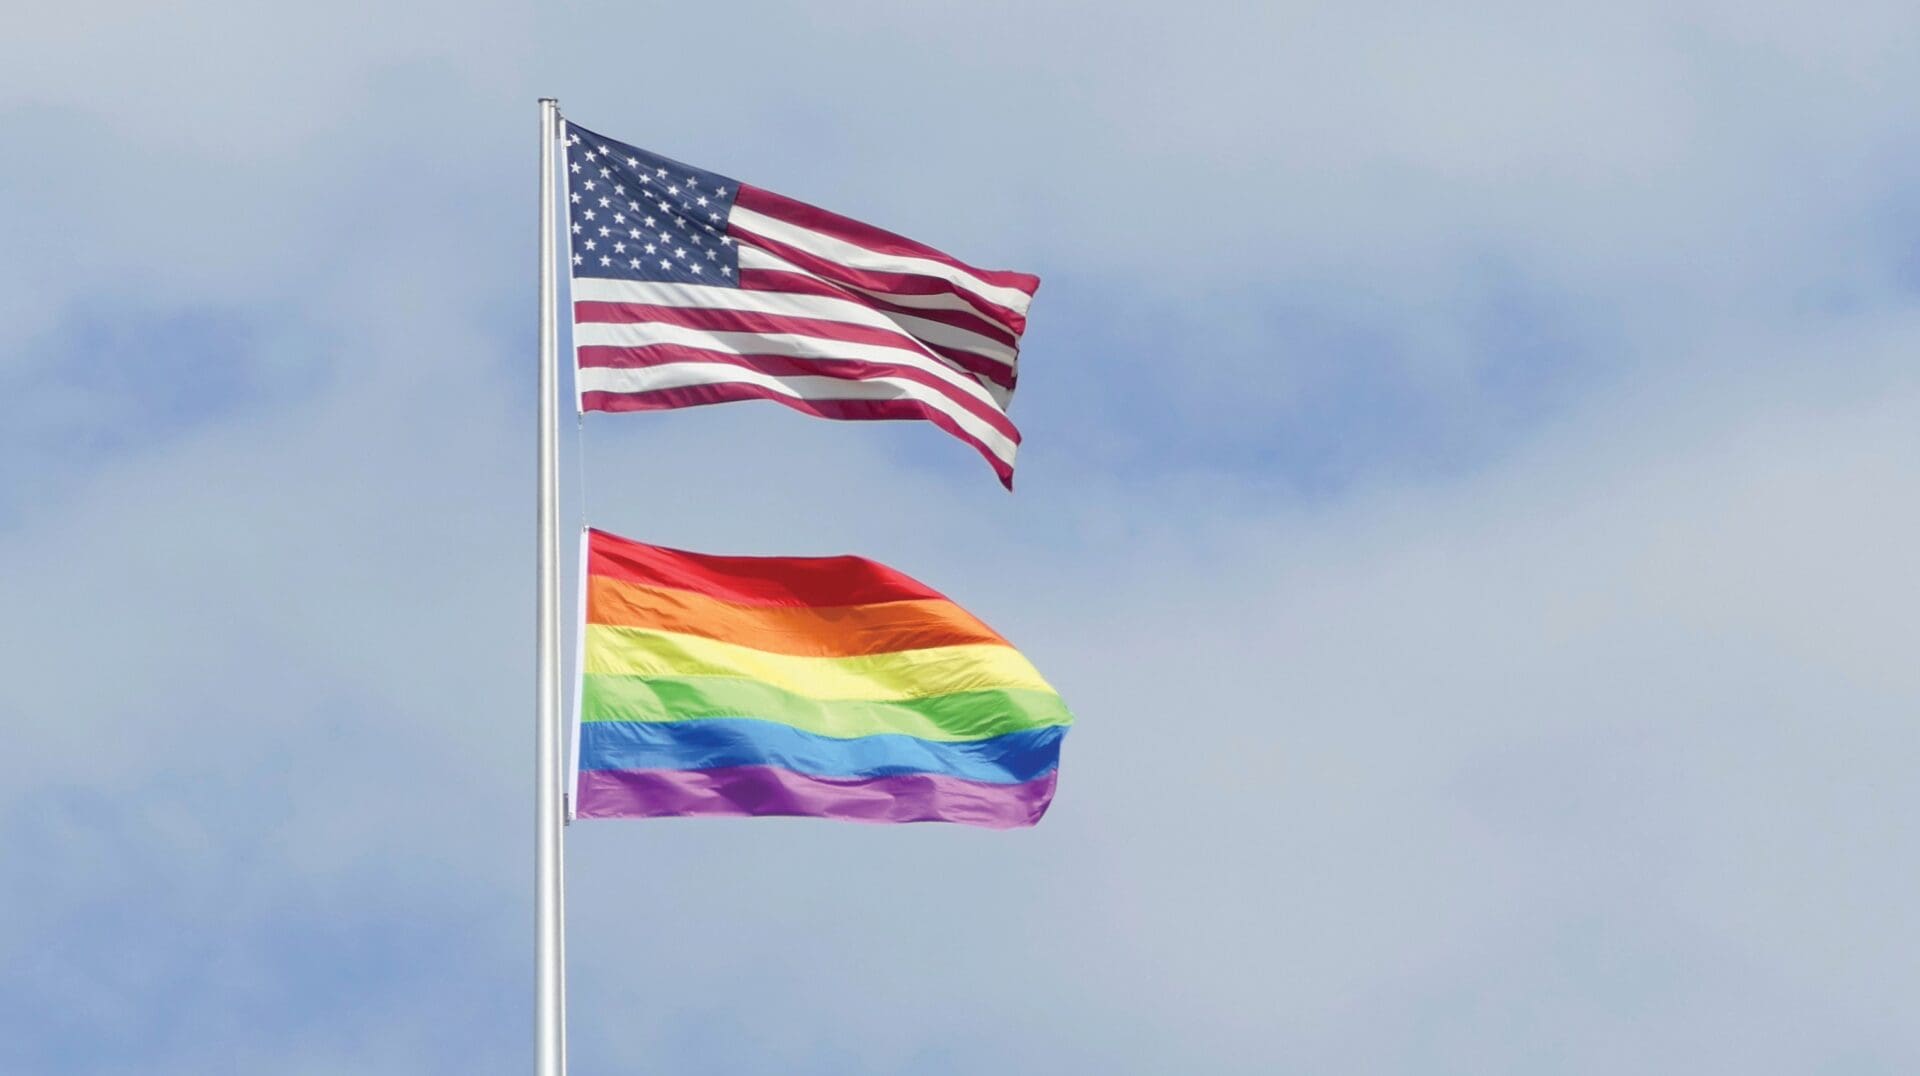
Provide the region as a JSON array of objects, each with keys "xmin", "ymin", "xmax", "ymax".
[{"xmin": 535, "ymin": 96, "xmax": 569, "ymax": 1076}]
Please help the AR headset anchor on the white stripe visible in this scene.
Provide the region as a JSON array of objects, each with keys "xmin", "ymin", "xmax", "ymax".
[
  {"xmin": 571, "ymin": 277, "xmax": 1019, "ymax": 370},
  {"xmin": 738, "ymin": 245, "xmax": 1027, "ymax": 333},
  {"xmin": 883, "ymin": 310, "xmax": 1019, "ymax": 369},
  {"xmin": 573, "ymin": 320, "xmax": 1008, "ymax": 417},
  {"xmin": 576, "ymin": 362, "xmax": 1019, "ymax": 465},
  {"xmin": 730, "ymin": 205, "xmax": 1035, "ymax": 315}
]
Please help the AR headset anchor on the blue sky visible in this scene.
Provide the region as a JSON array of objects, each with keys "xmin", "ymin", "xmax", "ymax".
[{"xmin": 6, "ymin": 3, "xmax": 1920, "ymax": 1072}]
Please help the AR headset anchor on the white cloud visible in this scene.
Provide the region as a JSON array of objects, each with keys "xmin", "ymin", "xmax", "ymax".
[{"xmin": 5, "ymin": 1, "xmax": 1920, "ymax": 1071}]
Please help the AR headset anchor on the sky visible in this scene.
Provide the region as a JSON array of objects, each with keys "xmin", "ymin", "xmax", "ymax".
[{"xmin": 4, "ymin": 2, "xmax": 1920, "ymax": 1072}]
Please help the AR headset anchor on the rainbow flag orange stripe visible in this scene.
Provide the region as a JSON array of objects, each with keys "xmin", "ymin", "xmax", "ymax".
[{"xmin": 572, "ymin": 529, "xmax": 1072, "ymax": 828}]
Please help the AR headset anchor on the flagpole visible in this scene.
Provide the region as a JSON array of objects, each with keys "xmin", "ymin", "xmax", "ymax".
[{"xmin": 535, "ymin": 96, "xmax": 569, "ymax": 1076}]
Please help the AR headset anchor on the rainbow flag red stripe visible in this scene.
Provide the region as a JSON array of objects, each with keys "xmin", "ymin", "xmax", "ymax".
[{"xmin": 572, "ymin": 529, "xmax": 1072, "ymax": 828}]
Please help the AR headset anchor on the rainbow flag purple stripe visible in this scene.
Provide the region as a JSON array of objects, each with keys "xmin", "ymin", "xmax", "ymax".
[{"xmin": 571, "ymin": 529, "xmax": 1072, "ymax": 828}]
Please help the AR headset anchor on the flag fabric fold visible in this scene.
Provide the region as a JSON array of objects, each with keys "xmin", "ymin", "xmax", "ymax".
[
  {"xmin": 562, "ymin": 120, "xmax": 1039, "ymax": 487},
  {"xmin": 572, "ymin": 528, "xmax": 1071, "ymax": 828}
]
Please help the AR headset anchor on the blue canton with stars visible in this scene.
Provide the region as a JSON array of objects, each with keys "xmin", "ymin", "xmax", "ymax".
[{"xmin": 564, "ymin": 121, "xmax": 742, "ymax": 286}]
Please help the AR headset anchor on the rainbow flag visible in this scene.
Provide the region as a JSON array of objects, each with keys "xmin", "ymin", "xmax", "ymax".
[{"xmin": 571, "ymin": 529, "xmax": 1072, "ymax": 828}]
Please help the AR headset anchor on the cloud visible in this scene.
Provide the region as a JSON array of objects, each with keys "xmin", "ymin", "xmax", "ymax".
[{"xmin": 5, "ymin": 2, "xmax": 1920, "ymax": 1072}]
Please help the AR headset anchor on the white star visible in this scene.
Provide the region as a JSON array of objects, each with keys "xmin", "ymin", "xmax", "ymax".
[
  {"xmin": 598, "ymin": 226, "xmax": 610, "ymax": 237},
  {"xmin": 659, "ymin": 258, "xmax": 671, "ymax": 269},
  {"xmin": 719, "ymin": 236, "xmax": 733, "ymax": 246},
  {"xmin": 614, "ymin": 185, "xmax": 624, "ymax": 195},
  {"xmin": 584, "ymin": 150, "xmax": 596, "ymax": 161},
  {"xmin": 666, "ymin": 185, "xmax": 679, "ymax": 197},
  {"xmin": 713, "ymin": 186, "xmax": 726, "ymax": 198},
  {"xmin": 628, "ymin": 201, "xmax": 640, "ymax": 211},
  {"xmin": 720, "ymin": 266, "xmax": 732, "ymax": 277},
  {"xmin": 571, "ymin": 253, "xmax": 582, "ymax": 265},
  {"xmin": 628, "ymin": 228, "xmax": 642, "ymax": 239},
  {"xmin": 675, "ymin": 216, "xmax": 686, "ymax": 228},
  {"xmin": 691, "ymin": 233, "xmax": 703, "ymax": 246},
  {"xmin": 569, "ymin": 162, "xmax": 581, "ymax": 174},
  {"xmin": 613, "ymin": 213, "xmax": 625, "ymax": 223},
  {"xmin": 569, "ymin": 193, "xmax": 581, "ymax": 204},
  {"xmin": 656, "ymin": 167, "xmax": 667, "ymax": 177},
  {"xmin": 674, "ymin": 247, "xmax": 686, "ymax": 259},
  {"xmin": 706, "ymin": 249, "xmax": 716, "ymax": 260},
  {"xmin": 695, "ymin": 196, "xmax": 708, "ymax": 207},
  {"xmin": 626, "ymin": 156, "xmax": 639, "ymax": 167},
  {"xmin": 659, "ymin": 231, "xmax": 671, "ymax": 242},
  {"xmin": 637, "ymin": 174, "xmax": 650, "ymax": 184},
  {"xmin": 584, "ymin": 239, "xmax": 596, "ymax": 250},
  {"xmin": 690, "ymin": 263, "xmax": 702, "ymax": 275},
  {"xmin": 598, "ymin": 145, "xmax": 610, "ymax": 154},
  {"xmin": 630, "ymin": 258, "xmax": 641, "ymax": 269},
  {"xmin": 599, "ymin": 255, "xmax": 611, "ymax": 266},
  {"xmin": 570, "ymin": 223, "xmax": 582, "ymax": 234},
  {"xmin": 644, "ymin": 243, "xmax": 656, "ymax": 254},
  {"xmin": 598, "ymin": 197, "xmax": 611, "ymax": 208},
  {"xmin": 583, "ymin": 180, "xmax": 595, "ymax": 191},
  {"xmin": 643, "ymin": 216, "xmax": 656, "ymax": 227},
  {"xmin": 566, "ymin": 133, "xmax": 579, "ymax": 145},
  {"xmin": 707, "ymin": 212, "xmax": 720, "ymax": 223},
  {"xmin": 599, "ymin": 168, "xmax": 611, "ymax": 178},
  {"xmin": 584, "ymin": 210, "xmax": 596, "ymax": 220},
  {"xmin": 614, "ymin": 242, "xmax": 626, "ymax": 253}
]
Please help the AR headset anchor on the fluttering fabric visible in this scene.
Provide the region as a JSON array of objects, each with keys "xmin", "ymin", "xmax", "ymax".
[{"xmin": 573, "ymin": 528, "xmax": 1071, "ymax": 828}]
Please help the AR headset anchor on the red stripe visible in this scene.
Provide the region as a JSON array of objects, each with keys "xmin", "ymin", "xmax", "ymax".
[
  {"xmin": 574, "ymin": 301, "xmax": 1016, "ymax": 393},
  {"xmin": 586, "ymin": 528, "xmax": 951, "ymax": 607},
  {"xmin": 740, "ymin": 270, "xmax": 1020, "ymax": 350},
  {"xmin": 730, "ymin": 224, "xmax": 1029, "ymax": 338},
  {"xmin": 581, "ymin": 384, "xmax": 1016, "ymax": 489},
  {"xmin": 577, "ymin": 301, "xmax": 944, "ymax": 361},
  {"xmin": 734, "ymin": 184, "xmax": 1041, "ymax": 294},
  {"xmin": 575, "ymin": 343, "xmax": 1018, "ymax": 439},
  {"xmin": 738, "ymin": 269, "xmax": 1019, "ymax": 390},
  {"xmin": 922, "ymin": 342, "xmax": 1015, "ymax": 394}
]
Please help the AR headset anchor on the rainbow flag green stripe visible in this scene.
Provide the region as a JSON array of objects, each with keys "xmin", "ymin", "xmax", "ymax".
[
  {"xmin": 573, "ymin": 529, "xmax": 1073, "ymax": 828},
  {"xmin": 580, "ymin": 675, "xmax": 1073, "ymax": 743}
]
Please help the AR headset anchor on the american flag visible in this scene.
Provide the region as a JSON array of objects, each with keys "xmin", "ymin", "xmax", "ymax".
[{"xmin": 562, "ymin": 120, "xmax": 1038, "ymax": 487}]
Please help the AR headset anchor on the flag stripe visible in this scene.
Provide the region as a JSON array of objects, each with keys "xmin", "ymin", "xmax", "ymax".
[
  {"xmin": 583, "ymin": 624, "xmax": 1053, "ymax": 701},
  {"xmin": 585, "ymin": 528, "xmax": 948, "ymax": 607},
  {"xmin": 575, "ymin": 344, "xmax": 1016, "ymax": 438},
  {"xmin": 575, "ymin": 766, "xmax": 1057, "ymax": 828},
  {"xmin": 730, "ymin": 202, "xmax": 1037, "ymax": 314},
  {"xmin": 573, "ymin": 319, "xmax": 1003, "ymax": 410},
  {"xmin": 575, "ymin": 276, "xmax": 1020, "ymax": 372},
  {"xmin": 736, "ymin": 243, "xmax": 1027, "ymax": 337},
  {"xmin": 729, "ymin": 271, "xmax": 1021, "ymax": 391},
  {"xmin": 587, "ymin": 575, "xmax": 1007, "ymax": 657},
  {"xmin": 578, "ymin": 718, "xmax": 1064, "ymax": 784},
  {"xmin": 740, "ymin": 268, "xmax": 1021, "ymax": 356},
  {"xmin": 573, "ymin": 311, "xmax": 1012, "ymax": 414},
  {"xmin": 580, "ymin": 674, "xmax": 1072, "ymax": 742},
  {"xmin": 575, "ymin": 366, "xmax": 1019, "ymax": 481},
  {"xmin": 734, "ymin": 184, "xmax": 1040, "ymax": 293}
]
